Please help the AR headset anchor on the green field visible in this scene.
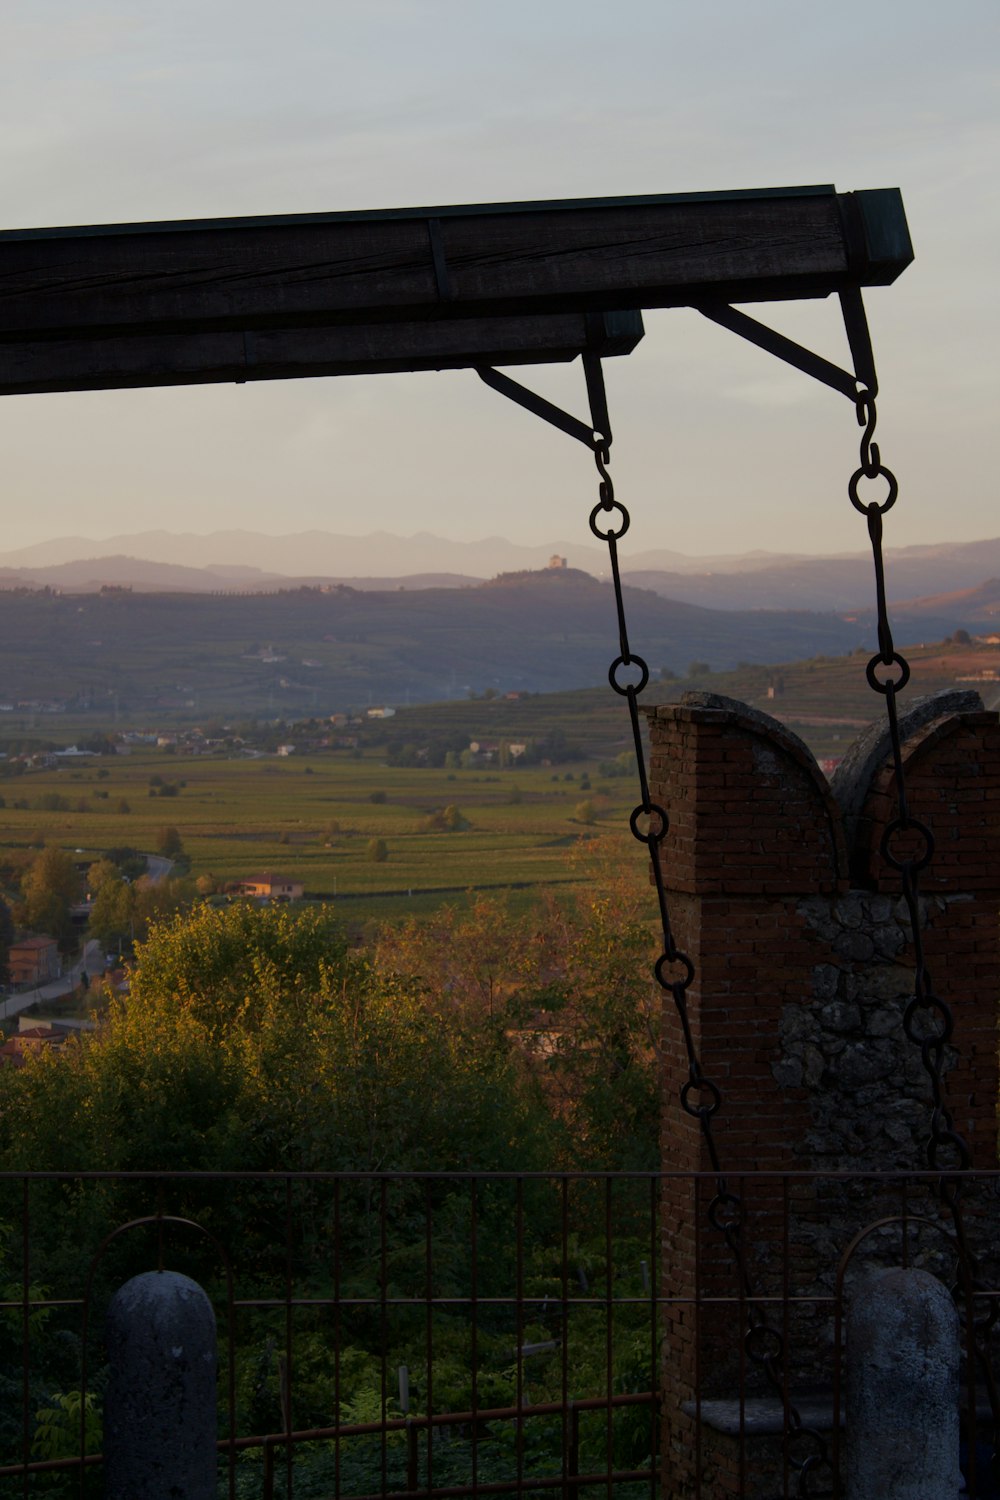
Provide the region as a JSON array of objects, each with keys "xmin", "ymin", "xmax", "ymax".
[
  {"xmin": 0, "ymin": 749, "xmax": 639, "ymax": 925},
  {"xmin": 1, "ymin": 638, "xmax": 992, "ymax": 924}
]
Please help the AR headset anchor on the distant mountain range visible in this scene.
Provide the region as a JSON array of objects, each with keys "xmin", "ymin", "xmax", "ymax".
[
  {"xmin": 0, "ymin": 530, "xmax": 998, "ymax": 621},
  {"xmin": 0, "ymin": 567, "xmax": 881, "ymax": 718}
]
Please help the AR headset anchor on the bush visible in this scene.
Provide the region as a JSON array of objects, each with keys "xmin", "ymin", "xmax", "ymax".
[
  {"xmin": 367, "ymin": 838, "xmax": 389, "ymax": 863},
  {"xmin": 369, "ymin": 789, "xmax": 387, "ymax": 804}
]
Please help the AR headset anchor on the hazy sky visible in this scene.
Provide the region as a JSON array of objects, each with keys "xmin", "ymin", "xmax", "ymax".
[{"xmin": 0, "ymin": 0, "xmax": 996, "ymax": 560}]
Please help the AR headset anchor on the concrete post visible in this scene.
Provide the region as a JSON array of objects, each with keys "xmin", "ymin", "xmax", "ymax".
[
  {"xmin": 846, "ymin": 1267, "xmax": 961, "ymax": 1500},
  {"xmin": 104, "ymin": 1269, "xmax": 217, "ymax": 1499}
]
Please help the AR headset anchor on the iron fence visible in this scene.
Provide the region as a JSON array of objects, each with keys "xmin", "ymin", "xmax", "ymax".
[{"xmin": 0, "ymin": 1169, "xmax": 997, "ymax": 1498}]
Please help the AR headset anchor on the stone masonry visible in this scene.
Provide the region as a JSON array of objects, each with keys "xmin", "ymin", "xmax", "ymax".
[{"xmin": 646, "ymin": 689, "xmax": 1000, "ymax": 1498}]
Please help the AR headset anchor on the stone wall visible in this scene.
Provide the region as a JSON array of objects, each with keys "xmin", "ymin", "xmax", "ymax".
[{"xmin": 647, "ymin": 689, "xmax": 1000, "ymax": 1497}]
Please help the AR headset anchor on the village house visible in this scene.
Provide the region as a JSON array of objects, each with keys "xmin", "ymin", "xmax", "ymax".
[
  {"xmin": 232, "ymin": 872, "xmax": 305, "ymax": 902},
  {"xmin": 0, "ymin": 1025, "xmax": 67, "ymax": 1069},
  {"xmin": 7, "ymin": 936, "xmax": 61, "ymax": 986}
]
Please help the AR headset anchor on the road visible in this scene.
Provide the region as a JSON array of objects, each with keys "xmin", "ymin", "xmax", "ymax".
[
  {"xmin": 1, "ymin": 850, "xmax": 171, "ymax": 1026},
  {"xmin": 1, "ymin": 939, "xmax": 106, "ymax": 1023}
]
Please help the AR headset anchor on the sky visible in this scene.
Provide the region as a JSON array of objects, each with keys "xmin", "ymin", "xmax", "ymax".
[{"xmin": 0, "ymin": 0, "xmax": 996, "ymax": 562}]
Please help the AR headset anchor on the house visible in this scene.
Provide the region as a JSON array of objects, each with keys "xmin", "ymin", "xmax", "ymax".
[
  {"xmin": 276, "ymin": 744, "xmax": 296, "ymax": 756},
  {"xmin": 0, "ymin": 1025, "xmax": 67, "ymax": 1068},
  {"xmin": 233, "ymin": 873, "xmax": 305, "ymax": 902},
  {"xmin": 7, "ymin": 936, "xmax": 62, "ymax": 986}
]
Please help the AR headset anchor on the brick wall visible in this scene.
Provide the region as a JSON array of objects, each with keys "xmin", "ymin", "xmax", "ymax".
[{"xmin": 647, "ymin": 689, "xmax": 1000, "ymax": 1497}]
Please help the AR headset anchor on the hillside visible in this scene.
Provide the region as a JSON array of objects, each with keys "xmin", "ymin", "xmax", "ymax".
[{"xmin": 0, "ymin": 568, "xmax": 871, "ymax": 720}]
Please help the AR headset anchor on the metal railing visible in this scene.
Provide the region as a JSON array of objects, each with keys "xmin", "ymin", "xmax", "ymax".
[{"xmin": 0, "ymin": 1169, "xmax": 998, "ymax": 1498}]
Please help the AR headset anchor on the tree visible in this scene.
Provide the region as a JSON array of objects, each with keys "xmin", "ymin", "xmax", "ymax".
[
  {"xmin": 156, "ymin": 827, "xmax": 184, "ymax": 859},
  {"xmin": 687, "ymin": 660, "xmax": 711, "ymax": 677},
  {"xmin": 575, "ymin": 799, "xmax": 596, "ymax": 825},
  {"xmin": 88, "ymin": 872, "xmax": 134, "ymax": 952},
  {"xmin": 85, "ymin": 858, "xmax": 119, "ymax": 896},
  {"xmin": 19, "ymin": 846, "xmax": 79, "ymax": 948},
  {"xmin": 367, "ymin": 838, "xmax": 389, "ymax": 863},
  {"xmin": 375, "ymin": 868, "xmax": 661, "ymax": 1169},
  {"xmin": 0, "ymin": 896, "xmax": 12, "ymax": 984},
  {"xmin": 127, "ymin": 900, "xmax": 347, "ymax": 1031}
]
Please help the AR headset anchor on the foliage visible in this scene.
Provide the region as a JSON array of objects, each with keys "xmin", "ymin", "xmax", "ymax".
[
  {"xmin": 0, "ymin": 892, "xmax": 662, "ymax": 1487},
  {"xmin": 18, "ymin": 845, "xmax": 80, "ymax": 948},
  {"xmin": 421, "ymin": 804, "xmax": 469, "ymax": 832},
  {"xmin": 156, "ymin": 825, "xmax": 184, "ymax": 858},
  {"xmin": 367, "ymin": 837, "xmax": 389, "ymax": 863},
  {"xmin": 374, "ymin": 868, "xmax": 660, "ymax": 1169},
  {"xmin": 0, "ymin": 894, "xmax": 11, "ymax": 983},
  {"xmin": 88, "ymin": 869, "xmax": 134, "ymax": 950},
  {"xmin": 32, "ymin": 1389, "xmax": 101, "ymax": 1461}
]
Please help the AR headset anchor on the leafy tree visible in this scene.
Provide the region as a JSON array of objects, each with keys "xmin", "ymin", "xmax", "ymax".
[
  {"xmin": 367, "ymin": 838, "xmax": 389, "ymax": 863},
  {"xmin": 18, "ymin": 846, "xmax": 79, "ymax": 948},
  {"xmin": 687, "ymin": 660, "xmax": 710, "ymax": 677},
  {"xmin": 575, "ymin": 799, "xmax": 596, "ymax": 825},
  {"xmin": 88, "ymin": 872, "xmax": 134, "ymax": 952},
  {"xmin": 156, "ymin": 826, "xmax": 184, "ymax": 859},
  {"xmin": 376, "ymin": 871, "xmax": 660, "ymax": 1169},
  {"xmin": 0, "ymin": 903, "xmax": 550, "ymax": 1178},
  {"xmin": 127, "ymin": 901, "xmax": 346, "ymax": 1029},
  {"xmin": 105, "ymin": 846, "xmax": 146, "ymax": 881},
  {"xmin": 0, "ymin": 896, "xmax": 12, "ymax": 984},
  {"xmin": 85, "ymin": 858, "xmax": 119, "ymax": 895}
]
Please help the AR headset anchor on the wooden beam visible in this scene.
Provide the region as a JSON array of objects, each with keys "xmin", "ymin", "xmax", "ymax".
[
  {"xmin": 0, "ymin": 186, "xmax": 911, "ymax": 396},
  {"xmin": 0, "ymin": 310, "xmax": 643, "ymax": 397}
]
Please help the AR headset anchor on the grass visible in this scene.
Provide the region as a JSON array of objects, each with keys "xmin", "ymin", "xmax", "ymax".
[
  {"xmin": 1, "ymin": 638, "xmax": 993, "ymax": 922},
  {"xmin": 0, "ymin": 750, "xmax": 635, "ymax": 924}
]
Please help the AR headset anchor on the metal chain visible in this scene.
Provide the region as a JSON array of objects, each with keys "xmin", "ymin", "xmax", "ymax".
[
  {"xmin": 587, "ymin": 421, "xmax": 831, "ymax": 1498},
  {"xmin": 850, "ymin": 389, "xmax": 1000, "ymax": 1483}
]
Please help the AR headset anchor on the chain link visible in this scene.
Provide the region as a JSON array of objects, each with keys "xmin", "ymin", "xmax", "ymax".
[
  {"xmin": 851, "ymin": 390, "xmax": 1000, "ymax": 1484},
  {"xmin": 587, "ymin": 426, "xmax": 831, "ymax": 1498}
]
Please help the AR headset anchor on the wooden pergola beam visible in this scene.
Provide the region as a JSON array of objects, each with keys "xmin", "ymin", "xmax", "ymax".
[{"xmin": 0, "ymin": 185, "xmax": 911, "ymax": 396}]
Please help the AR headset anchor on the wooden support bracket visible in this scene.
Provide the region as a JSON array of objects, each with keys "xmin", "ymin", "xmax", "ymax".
[{"xmin": 0, "ymin": 185, "xmax": 911, "ymax": 396}]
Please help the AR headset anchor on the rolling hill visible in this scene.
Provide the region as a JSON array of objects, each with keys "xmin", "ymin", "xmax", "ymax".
[{"xmin": 0, "ymin": 567, "xmax": 874, "ymax": 720}]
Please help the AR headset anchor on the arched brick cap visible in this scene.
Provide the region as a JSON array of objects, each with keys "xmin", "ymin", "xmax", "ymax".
[
  {"xmin": 835, "ymin": 690, "xmax": 1000, "ymax": 893},
  {"xmin": 643, "ymin": 691, "xmax": 848, "ymax": 896}
]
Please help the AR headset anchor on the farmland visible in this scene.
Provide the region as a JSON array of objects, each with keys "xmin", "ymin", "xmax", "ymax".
[
  {"xmin": 0, "ymin": 749, "xmax": 641, "ymax": 927},
  {"xmin": 1, "ymin": 636, "xmax": 995, "ymax": 926}
]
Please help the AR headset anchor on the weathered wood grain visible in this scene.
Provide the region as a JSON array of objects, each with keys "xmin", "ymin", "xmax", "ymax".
[{"xmin": 0, "ymin": 187, "xmax": 911, "ymax": 395}]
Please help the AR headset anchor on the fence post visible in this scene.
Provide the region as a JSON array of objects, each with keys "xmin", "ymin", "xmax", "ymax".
[
  {"xmin": 104, "ymin": 1269, "xmax": 217, "ymax": 1499},
  {"xmin": 846, "ymin": 1267, "xmax": 961, "ymax": 1499}
]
